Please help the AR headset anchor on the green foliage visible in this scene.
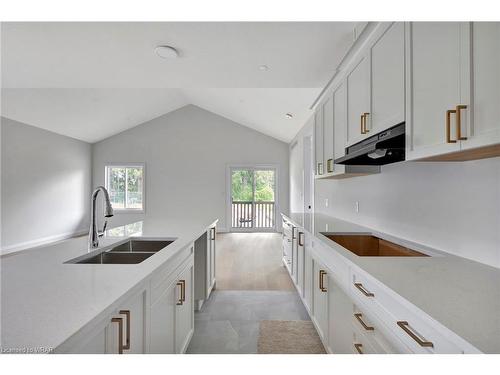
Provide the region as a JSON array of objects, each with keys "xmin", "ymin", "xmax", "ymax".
[{"xmin": 231, "ymin": 169, "xmax": 275, "ymax": 202}]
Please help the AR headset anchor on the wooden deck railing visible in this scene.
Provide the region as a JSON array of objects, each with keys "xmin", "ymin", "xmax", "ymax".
[{"xmin": 231, "ymin": 201, "xmax": 275, "ymax": 229}]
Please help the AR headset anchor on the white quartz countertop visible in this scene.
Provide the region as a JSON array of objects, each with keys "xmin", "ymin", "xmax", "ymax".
[
  {"xmin": 282, "ymin": 212, "xmax": 500, "ymax": 354},
  {"xmin": 1, "ymin": 216, "xmax": 218, "ymax": 352}
]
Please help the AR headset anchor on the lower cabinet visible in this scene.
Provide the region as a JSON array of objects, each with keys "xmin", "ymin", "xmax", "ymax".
[
  {"xmin": 194, "ymin": 226, "xmax": 217, "ymax": 310},
  {"xmin": 150, "ymin": 259, "xmax": 194, "ymax": 354},
  {"xmin": 312, "ymin": 260, "xmax": 329, "ymax": 342},
  {"xmin": 296, "ymin": 230, "xmax": 305, "ymax": 297},
  {"xmin": 303, "ymin": 245, "xmax": 314, "ymax": 313},
  {"xmin": 327, "ymin": 277, "xmax": 354, "ymax": 354}
]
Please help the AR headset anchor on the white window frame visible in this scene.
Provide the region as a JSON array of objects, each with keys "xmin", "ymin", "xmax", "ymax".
[{"xmin": 104, "ymin": 162, "xmax": 146, "ymax": 213}]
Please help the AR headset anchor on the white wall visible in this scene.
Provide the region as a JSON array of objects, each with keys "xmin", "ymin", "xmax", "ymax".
[
  {"xmin": 92, "ymin": 105, "xmax": 289, "ymax": 231},
  {"xmin": 313, "ymin": 158, "xmax": 500, "ymax": 268},
  {"xmin": 1, "ymin": 117, "xmax": 92, "ymax": 252}
]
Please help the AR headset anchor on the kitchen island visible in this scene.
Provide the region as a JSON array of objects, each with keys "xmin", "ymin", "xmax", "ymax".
[{"xmin": 1, "ymin": 217, "xmax": 218, "ymax": 353}]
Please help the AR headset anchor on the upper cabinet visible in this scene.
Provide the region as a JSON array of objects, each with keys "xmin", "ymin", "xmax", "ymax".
[
  {"xmin": 466, "ymin": 22, "xmax": 500, "ymax": 151},
  {"xmin": 406, "ymin": 22, "xmax": 470, "ymax": 160},
  {"xmin": 406, "ymin": 22, "xmax": 500, "ymax": 160},
  {"xmin": 323, "ymin": 95, "xmax": 334, "ymax": 173},
  {"xmin": 370, "ymin": 22, "xmax": 405, "ymax": 134},
  {"xmin": 346, "ymin": 54, "xmax": 371, "ymax": 146},
  {"xmin": 314, "ymin": 106, "xmax": 324, "ymax": 175}
]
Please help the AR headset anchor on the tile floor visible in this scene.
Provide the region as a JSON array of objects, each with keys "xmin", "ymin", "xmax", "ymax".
[{"xmin": 187, "ymin": 290, "xmax": 310, "ymax": 354}]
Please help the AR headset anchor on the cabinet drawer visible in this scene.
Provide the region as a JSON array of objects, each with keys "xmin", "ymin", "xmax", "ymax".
[{"xmin": 350, "ymin": 267, "xmax": 464, "ymax": 354}]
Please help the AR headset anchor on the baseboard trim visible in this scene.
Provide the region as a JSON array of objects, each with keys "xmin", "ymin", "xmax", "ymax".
[{"xmin": 1, "ymin": 229, "xmax": 88, "ymax": 256}]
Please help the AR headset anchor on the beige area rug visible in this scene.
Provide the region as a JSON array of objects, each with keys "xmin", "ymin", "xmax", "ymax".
[{"xmin": 257, "ymin": 320, "xmax": 327, "ymax": 354}]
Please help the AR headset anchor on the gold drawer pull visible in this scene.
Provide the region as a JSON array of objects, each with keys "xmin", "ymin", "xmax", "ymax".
[
  {"xmin": 360, "ymin": 114, "xmax": 366, "ymax": 134},
  {"xmin": 298, "ymin": 232, "xmax": 304, "ymax": 247},
  {"xmin": 319, "ymin": 270, "xmax": 327, "ymax": 292},
  {"xmin": 446, "ymin": 109, "xmax": 457, "ymax": 143},
  {"xmin": 176, "ymin": 280, "xmax": 186, "ymax": 305},
  {"xmin": 111, "ymin": 317, "xmax": 124, "ymax": 354},
  {"xmin": 326, "ymin": 158, "xmax": 333, "ymax": 173},
  {"xmin": 317, "ymin": 163, "xmax": 323, "ymax": 175},
  {"xmin": 354, "ymin": 282, "xmax": 374, "ymax": 297},
  {"xmin": 456, "ymin": 105, "xmax": 467, "ymax": 140},
  {"xmin": 354, "ymin": 343, "xmax": 363, "ymax": 354},
  {"xmin": 354, "ymin": 313, "xmax": 374, "ymax": 331},
  {"xmin": 119, "ymin": 310, "xmax": 130, "ymax": 350},
  {"xmin": 210, "ymin": 227, "xmax": 216, "ymax": 241},
  {"xmin": 397, "ymin": 321, "xmax": 434, "ymax": 348}
]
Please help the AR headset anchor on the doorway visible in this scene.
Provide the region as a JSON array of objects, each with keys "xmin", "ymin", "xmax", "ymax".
[{"xmin": 228, "ymin": 166, "xmax": 278, "ymax": 231}]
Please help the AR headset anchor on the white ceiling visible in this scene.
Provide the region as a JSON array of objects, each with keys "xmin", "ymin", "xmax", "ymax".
[{"xmin": 1, "ymin": 22, "xmax": 356, "ymax": 142}]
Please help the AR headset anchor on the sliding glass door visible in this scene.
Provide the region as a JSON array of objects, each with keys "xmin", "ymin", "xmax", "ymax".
[{"xmin": 230, "ymin": 167, "xmax": 276, "ymax": 231}]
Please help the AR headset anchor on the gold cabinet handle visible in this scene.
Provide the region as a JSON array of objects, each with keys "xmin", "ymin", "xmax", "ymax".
[
  {"xmin": 210, "ymin": 227, "xmax": 216, "ymax": 241},
  {"xmin": 326, "ymin": 158, "xmax": 333, "ymax": 173},
  {"xmin": 354, "ymin": 282, "xmax": 374, "ymax": 297},
  {"xmin": 176, "ymin": 280, "xmax": 186, "ymax": 305},
  {"xmin": 446, "ymin": 109, "xmax": 457, "ymax": 143},
  {"xmin": 360, "ymin": 114, "xmax": 366, "ymax": 134},
  {"xmin": 354, "ymin": 343, "xmax": 363, "ymax": 354},
  {"xmin": 363, "ymin": 113, "xmax": 370, "ymax": 133},
  {"xmin": 298, "ymin": 232, "xmax": 304, "ymax": 247},
  {"xmin": 317, "ymin": 162, "xmax": 323, "ymax": 175},
  {"xmin": 397, "ymin": 321, "xmax": 434, "ymax": 348},
  {"xmin": 319, "ymin": 270, "xmax": 327, "ymax": 292},
  {"xmin": 354, "ymin": 313, "xmax": 374, "ymax": 331},
  {"xmin": 119, "ymin": 310, "xmax": 130, "ymax": 350},
  {"xmin": 111, "ymin": 317, "xmax": 124, "ymax": 354},
  {"xmin": 292, "ymin": 226, "xmax": 296, "ymax": 240},
  {"xmin": 456, "ymin": 105, "xmax": 468, "ymax": 140}
]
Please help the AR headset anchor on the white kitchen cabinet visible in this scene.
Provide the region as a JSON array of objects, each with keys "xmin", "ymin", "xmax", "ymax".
[
  {"xmin": 346, "ymin": 54, "xmax": 370, "ymax": 146},
  {"xmin": 370, "ymin": 22, "xmax": 405, "ymax": 134},
  {"xmin": 175, "ymin": 262, "xmax": 194, "ymax": 354},
  {"xmin": 327, "ymin": 277, "xmax": 354, "ymax": 354},
  {"xmin": 332, "ymin": 82, "xmax": 347, "ymax": 175},
  {"xmin": 406, "ymin": 22, "xmax": 471, "ymax": 160},
  {"xmin": 465, "ymin": 22, "xmax": 500, "ymax": 150},
  {"xmin": 314, "ymin": 106, "xmax": 324, "ymax": 175},
  {"xmin": 312, "ymin": 259, "xmax": 329, "ymax": 343},
  {"xmin": 150, "ymin": 253, "xmax": 194, "ymax": 354},
  {"xmin": 296, "ymin": 230, "xmax": 305, "ymax": 296},
  {"xmin": 303, "ymin": 244, "xmax": 314, "ymax": 314},
  {"xmin": 70, "ymin": 319, "xmax": 116, "ymax": 354},
  {"xmin": 322, "ymin": 94, "xmax": 334, "ymax": 173},
  {"xmin": 291, "ymin": 226, "xmax": 298, "ymax": 283},
  {"xmin": 149, "ymin": 280, "xmax": 176, "ymax": 354},
  {"xmin": 194, "ymin": 226, "xmax": 216, "ymax": 310}
]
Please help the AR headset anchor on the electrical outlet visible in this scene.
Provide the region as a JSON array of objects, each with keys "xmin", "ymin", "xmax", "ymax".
[
  {"xmin": 325, "ymin": 198, "xmax": 329, "ymax": 207},
  {"xmin": 355, "ymin": 201, "xmax": 360, "ymax": 213}
]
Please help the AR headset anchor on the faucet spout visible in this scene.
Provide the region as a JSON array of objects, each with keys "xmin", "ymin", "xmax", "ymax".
[{"xmin": 88, "ymin": 186, "xmax": 114, "ymax": 250}]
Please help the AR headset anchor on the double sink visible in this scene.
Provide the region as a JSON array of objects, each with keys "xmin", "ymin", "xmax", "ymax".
[{"xmin": 66, "ymin": 239, "xmax": 175, "ymax": 264}]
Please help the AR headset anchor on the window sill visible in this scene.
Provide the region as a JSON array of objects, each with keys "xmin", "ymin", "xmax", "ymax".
[{"xmin": 112, "ymin": 209, "xmax": 145, "ymax": 214}]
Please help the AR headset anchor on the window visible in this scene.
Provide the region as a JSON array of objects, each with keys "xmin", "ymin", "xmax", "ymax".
[{"xmin": 105, "ymin": 164, "xmax": 145, "ymax": 211}]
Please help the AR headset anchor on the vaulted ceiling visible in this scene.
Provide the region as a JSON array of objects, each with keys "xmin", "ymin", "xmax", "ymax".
[{"xmin": 1, "ymin": 22, "xmax": 356, "ymax": 143}]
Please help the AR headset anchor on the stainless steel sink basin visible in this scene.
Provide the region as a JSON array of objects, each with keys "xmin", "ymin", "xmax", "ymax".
[
  {"xmin": 108, "ymin": 239, "xmax": 174, "ymax": 253},
  {"xmin": 76, "ymin": 251, "xmax": 154, "ymax": 264},
  {"xmin": 66, "ymin": 239, "xmax": 175, "ymax": 264}
]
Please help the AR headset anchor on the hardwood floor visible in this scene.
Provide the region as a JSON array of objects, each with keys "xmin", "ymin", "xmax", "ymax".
[{"xmin": 216, "ymin": 232, "xmax": 295, "ymax": 291}]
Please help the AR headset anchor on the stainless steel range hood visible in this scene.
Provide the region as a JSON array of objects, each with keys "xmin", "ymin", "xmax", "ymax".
[{"xmin": 335, "ymin": 123, "xmax": 405, "ymax": 166}]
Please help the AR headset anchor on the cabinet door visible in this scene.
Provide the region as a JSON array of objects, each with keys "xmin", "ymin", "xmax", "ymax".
[
  {"xmin": 303, "ymin": 246, "xmax": 314, "ymax": 313},
  {"xmin": 314, "ymin": 106, "xmax": 324, "ymax": 175},
  {"xmin": 175, "ymin": 263, "xmax": 194, "ymax": 354},
  {"xmin": 370, "ymin": 22, "xmax": 405, "ymax": 134},
  {"xmin": 312, "ymin": 260, "xmax": 329, "ymax": 342},
  {"xmin": 328, "ymin": 277, "xmax": 354, "ymax": 354},
  {"xmin": 346, "ymin": 54, "xmax": 370, "ymax": 146},
  {"xmin": 296, "ymin": 230, "xmax": 305, "ymax": 297},
  {"xmin": 119, "ymin": 291, "xmax": 146, "ymax": 354},
  {"xmin": 291, "ymin": 226, "xmax": 298, "ymax": 283},
  {"xmin": 322, "ymin": 94, "xmax": 334, "ymax": 173},
  {"xmin": 406, "ymin": 22, "xmax": 470, "ymax": 160},
  {"xmin": 208, "ymin": 227, "xmax": 216, "ymax": 293},
  {"xmin": 70, "ymin": 322, "xmax": 113, "ymax": 354},
  {"xmin": 332, "ymin": 82, "xmax": 347, "ymax": 174},
  {"xmin": 466, "ymin": 22, "xmax": 500, "ymax": 149},
  {"xmin": 150, "ymin": 282, "xmax": 176, "ymax": 354}
]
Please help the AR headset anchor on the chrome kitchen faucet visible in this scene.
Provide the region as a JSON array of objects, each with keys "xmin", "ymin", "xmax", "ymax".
[{"xmin": 88, "ymin": 186, "xmax": 114, "ymax": 250}]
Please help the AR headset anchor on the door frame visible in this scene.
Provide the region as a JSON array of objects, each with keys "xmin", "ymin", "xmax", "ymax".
[{"xmin": 226, "ymin": 163, "xmax": 279, "ymax": 233}]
